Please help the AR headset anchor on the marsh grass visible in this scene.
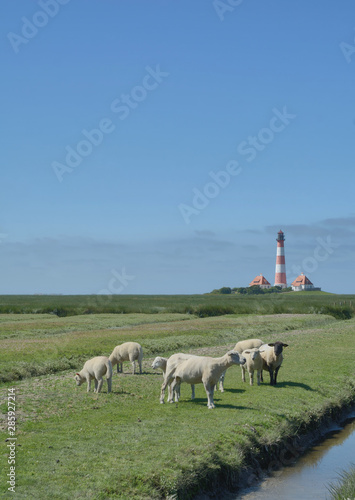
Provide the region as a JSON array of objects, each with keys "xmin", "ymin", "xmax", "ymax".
[
  {"xmin": 327, "ymin": 464, "xmax": 355, "ymax": 499},
  {"xmin": 0, "ymin": 292, "xmax": 354, "ymax": 318}
]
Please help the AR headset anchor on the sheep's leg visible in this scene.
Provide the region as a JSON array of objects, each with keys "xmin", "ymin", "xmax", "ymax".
[
  {"xmin": 249, "ymin": 370, "xmax": 253, "ymax": 386},
  {"xmin": 260, "ymin": 370, "xmax": 264, "ymax": 383},
  {"xmin": 173, "ymin": 382, "xmax": 181, "ymax": 403},
  {"xmin": 160, "ymin": 375, "xmax": 172, "ymax": 404},
  {"xmin": 241, "ymin": 366, "xmax": 246, "ymax": 383},
  {"xmin": 132, "ymin": 360, "xmax": 136, "ymax": 375},
  {"xmin": 171, "ymin": 377, "xmax": 181, "ymax": 403},
  {"xmin": 167, "ymin": 381, "xmax": 175, "ymax": 403},
  {"xmin": 256, "ymin": 370, "xmax": 261, "ymax": 386},
  {"xmin": 94, "ymin": 379, "xmax": 98, "ymax": 392},
  {"xmin": 87, "ymin": 378, "xmax": 91, "ymax": 392},
  {"xmin": 191, "ymin": 384, "xmax": 195, "ymax": 400},
  {"xmin": 117, "ymin": 363, "xmax": 120, "ymax": 374},
  {"xmin": 219, "ymin": 371, "xmax": 225, "ymax": 392},
  {"xmin": 160, "ymin": 382, "xmax": 167, "ymax": 404},
  {"xmin": 204, "ymin": 381, "xmax": 215, "ymax": 409},
  {"xmin": 274, "ymin": 366, "xmax": 280, "ymax": 385},
  {"xmin": 107, "ymin": 377, "xmax": 112, "ymax": 393},
  {"xmin": 139, "ymin": 359, "xmax": 142, "ymax": 374},
  {"xmin": 268, "ymin": 368, "xmax": 274, "ymax": 386},
  {"xmin": 97, "ymin": 377, "xmax": 103, "ymax": 393}
]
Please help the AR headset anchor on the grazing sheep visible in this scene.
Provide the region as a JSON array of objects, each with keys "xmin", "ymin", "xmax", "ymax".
[
  {"xmin": 219, "ymin": 338, "xmax": 264, "ymax": 390},
  {"xmin": 74, "ymin": 356, "xmax": 112, "ymax": 393},
  {"xmin": 171, "ymin": 350, "xmax": 246, "ymax": 409},
  {"xmin": 109, "ymin": 342, "xmax": 143, "ymax": 375},
  {"xmin": 241, "ymin": 348, "xmax": 263, "ymax": 385},
  {"xmin": 260, "ymin": 342, "xmax": 289, "ymax": 386}
]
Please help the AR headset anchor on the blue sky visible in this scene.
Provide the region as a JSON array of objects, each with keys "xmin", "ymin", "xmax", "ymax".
[{"xmin": 1, "ymin": 0, "xmax": 355, "ymax": 295}]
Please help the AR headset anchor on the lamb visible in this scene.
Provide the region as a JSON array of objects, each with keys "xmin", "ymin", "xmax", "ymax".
[
  {"xmin": 151, "ymin": 356, "xmax": 168, "ymax": 373},
  {"xmin": 109, "ymin": 342, "xmax": 143, "ymax": 375},
  {"xmin": 74, "ymin": 356, "xmax": 112, "ymax": 393},
  {"xmin": 219, "ymin": 338, "xmax": 264, "ymax": 391},
  {"xmin": 171, "ymin": 350, "xmax": 246, "ymax": 409},
  {"xmin": 159, "ymin": 353, "xmax": 198, "ymax": 404},
  {"xmin": 260, "ymin": 341, "xmax": 289, "ymax": 386},
  {"xmin": 241, "ymin": 348, "xmax": 263, "ymax": 385}
]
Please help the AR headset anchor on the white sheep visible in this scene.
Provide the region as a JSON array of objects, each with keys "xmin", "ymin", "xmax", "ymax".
[
  {"xmin": 151, "ymin": 356, "xmax": 168, "ymax": 373},
  {"xmin": 109, "ymin": 342, "xmax": 143, "ymax": 375},
  {"xmin": 219, "ymin": 338, "xmax": 264, "ymax": 390},
  {"xmin": 74, "ymin": 356, "xmax": 112, "ymax": 393},
  {"xmin": 260, "ymin": 341, "xmax": 289, "ymax": 386},
  {"xmin": 234, "ymin": 338, "xmax": 264, "ymax": 353},
  {"xmin": 159, "ymin": 353, "xmax": 198, "ymax": 404},
  {"xmin": 241, "ymin": 348, "xmax": 263, "ymax": 385},
  {"xmin": 171, "ymin": 350, "xmax": 246, "ymax": 409}
]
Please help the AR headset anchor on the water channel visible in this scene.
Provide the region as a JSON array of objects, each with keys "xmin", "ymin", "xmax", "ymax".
[{"xmin": 236, "ymin": 410, "xmax": 355, "ymax": 500}]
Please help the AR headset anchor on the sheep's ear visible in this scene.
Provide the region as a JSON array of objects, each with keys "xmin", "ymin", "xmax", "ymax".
[
  {"xmin": 283, "ymin": 343, "xmax": 289, "ymax": 348},
  {"xmin": 268, "ymin": 343, "xmax": 275, "ymax": 347},
  {"xmin": 244, "ymin": 350, "xmax": 251, "ymax": 354},
  {"xmin": 75, "ymin": 373, "xmax": 80, "ymax": 376}
]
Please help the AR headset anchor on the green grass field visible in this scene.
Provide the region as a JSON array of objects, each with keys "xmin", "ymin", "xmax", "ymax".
[
  {"xmin": 1, "ymin": 294, "xmax": 355, "ymax": 498},
  {"xmin": 0, "ymin": 291, "xmax": 354, "ymax": 317}
]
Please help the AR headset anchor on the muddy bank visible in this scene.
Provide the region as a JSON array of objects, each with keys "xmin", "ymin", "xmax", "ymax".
[{"xmin": 194, "ymin": 401, "xmax": 355, "ymax": 500}]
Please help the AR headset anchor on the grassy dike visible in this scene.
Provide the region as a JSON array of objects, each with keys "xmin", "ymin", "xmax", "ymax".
[{"xmin": 0, "ymin": 312, "xmax": 355, "ymax": 498}]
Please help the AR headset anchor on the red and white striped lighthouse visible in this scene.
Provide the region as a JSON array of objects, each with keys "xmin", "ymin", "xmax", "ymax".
[{"xmin": 274, "ymin": 230, "xmax": 287, "ymax": 288}]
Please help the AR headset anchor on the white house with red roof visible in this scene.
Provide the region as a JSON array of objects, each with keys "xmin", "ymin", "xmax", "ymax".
[
  {"xmin": 291, "ymin": 273, "xmax": 320, "ymax": 291},
  {"xmin": 249, "ymin": 274, "xmax": 271, "ymax": 289}
]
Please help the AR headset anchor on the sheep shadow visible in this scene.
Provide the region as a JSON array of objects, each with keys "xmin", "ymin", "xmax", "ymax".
[
  {"xmin": 223, "ymin": 388, "xmax": 246, "ymax": 395},
  {"xmin": 187, "ymin": 397, "xmax": 252, "ymax": 410},
  {"xmin": 109, "ymin": 389, "xmax": 134, "ymax": 395},
  {"xmin": 269, "ymin": 380, "xmax": 316, "ymax": 391}
]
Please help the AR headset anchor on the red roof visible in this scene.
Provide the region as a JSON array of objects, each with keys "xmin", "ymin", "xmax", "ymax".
[
  {"xmin": 291, "ymin": 273, "xmax": 313, "ymax": 287},
  {"xmin": 249, "ymin": 274, "xmax": 271, "ymax": 287}
]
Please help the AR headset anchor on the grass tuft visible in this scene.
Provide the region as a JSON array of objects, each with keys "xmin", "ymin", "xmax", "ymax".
[{"xmin": 327, "ymin": 464, "xmax": 355, "ymax": 499}]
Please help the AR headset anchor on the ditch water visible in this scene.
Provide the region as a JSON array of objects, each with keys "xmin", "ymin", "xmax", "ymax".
[{"xmin": 236, "ymin": 409, "xmax": 355, "ymax": 500}]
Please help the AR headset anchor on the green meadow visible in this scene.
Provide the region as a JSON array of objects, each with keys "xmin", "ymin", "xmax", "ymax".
[
  {"xmin": 0, "ymin": 291, "xmax": 353, "ymax": 317},
  {"xmin": 1, "ymin": 293, "xmax": 355, "ymax": 498}
]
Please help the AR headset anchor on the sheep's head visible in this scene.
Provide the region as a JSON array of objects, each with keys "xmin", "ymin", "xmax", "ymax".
[
  {"xmin": 243, "ymin": 348, "xmax": 261, "ymax": 361},
  {"xmin": 151, "ymin": 357, "xmax": 164, "ymax": 369},
  {"xmin": 74, "ymin": 373, "xmax": 84, "ymax": 386},
  {"xmin": 268, "ymin": 342, "xmax": 289, "ymax": 356},
  {"xmin": 227, "ymin": 350, "xmax": 246, "ymax": 365}
]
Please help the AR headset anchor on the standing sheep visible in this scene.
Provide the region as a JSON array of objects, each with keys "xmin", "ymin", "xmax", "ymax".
[
  {"xmin": 219, "ymin": 338, "xmax": 264, "ymax": 391},
  {"xmin": 241, "ymin": 348, "xmax": 263, "ymax": 385},
  {"xmin": 151, "ymin": 356, "xmax": 168, "ymax": 373},
  {"xmin": 109, "ymin": 342, "xmax": 143, "ymax": 375},
  {"xmin": 171, "ymin": 350, "xmax": 246, "ymax": 409},
  {"xmin": 160, "ymin": 353, "xmax": 198, "ymax": 404},
  {"xmin": 260, "ymin": 341, "xmax": 289, "ymax": 386},
  {"xmin": 74, "ymin": 356, "xmax": 112, "ymax": 393}
]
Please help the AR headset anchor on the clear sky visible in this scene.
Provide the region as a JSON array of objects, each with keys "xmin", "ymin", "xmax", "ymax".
[{"xmin": 1, "ymin": 0, "xmax": 355, "ymax": 295}]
